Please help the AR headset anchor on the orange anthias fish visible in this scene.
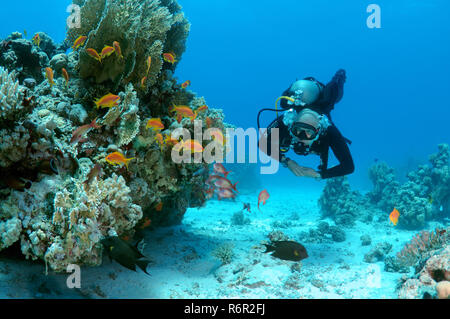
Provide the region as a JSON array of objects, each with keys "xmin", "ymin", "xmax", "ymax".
[
  {"xmin": 71, "ymin": 117, "xmax": 102, "ymax": 144},
  {"xmin": 213, "ymin": 163, "xmax": 230, "ymax": 177},
  {"xmin": 32, "ymin": 33, "xmax": 40, "ymax": 46},
  {"xmin": 258, "ymin": 189, "xmax": 270, "ymax": 210},
  {"xmin": 105, "ymin": 151, "xmax": 135, "ymax": 169},
  {"xmin": 210, "ymin": 128, "xmax": 226, "ymax": 145},
  {"xmin": 155, "ymin": 202, "xmax": 163, "ymax": 211},
  {"xmin": 95, "ymin": 93, "xmax": 120, "ymax": 109},
  {"xmin": 389, "ymin": 208, "xmax": 400, "ymax": 226},
  {"xmin": 45, "ymin": 67, "xmax": 55, "ymax": 87},
  {"xmin": 140, "ymin": 217, "xmax": 152, "ymax": 229},
  {"xmin": 146, "ymin": 118, "xmax": 164, "ymax": 131},
  {"xmin": 86, "ymin": 48, "xmax": 102, "ymax": 63},
  {"xmin": 113, "ymin": 41, "xmax": 123, "ymax": 59},
  {"xmin": 170, "ymin": 104, "xmax": 196, "ymax": 123},
  {"xmin": 146, "ymin": 56, "xmax": 152, "ymax": 74},
  {"xmin": 197, "ymin": 105, "xmax": 208, "ymax": 113},
  {"xmin": 163, "ymin": 52, "xmax": 177, "ymax": 64},
  {"xmin": 141, "ymin": 76, "xmax": 147, "ymax": 89},
  {"xmin": 72, "ymin": 36, "xmax": 87, "ymax": 50},
  {"xmin": 155, "ymin": 133, "xmax": 164, "ymax": 150},
  {"xmin": 173, "ymin": 139, "xmax": 203, "ymax": 154},
  {"xmin": 100, "ymin": 45, "xmax": 115, "ymax": 60},
  {"xmin": 181, "ymin": 80, "xmax": 191, "ymax": 89},
  {"xmin": 164, "ymin": 134, "xmax": 179, "ymax": 146},
  {"xmin": 61, "ymin": 68, "xmax": 69, "ymax": 87}
]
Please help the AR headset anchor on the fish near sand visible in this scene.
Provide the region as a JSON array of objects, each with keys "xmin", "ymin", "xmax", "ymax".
[
  {"xmin": 243, "ymin": 202, "xmax": 251, "ymax": 213},
  {"xmin": 263, "ymin": 240, "xmax": 308, "ymax": 262},
  {"xmin": 258, "ymin": 189, "xmax": 269, "ymax": 210},
  {"xmin": 101, "ymin": 236, "xmax": 151, "ymax": 275}
]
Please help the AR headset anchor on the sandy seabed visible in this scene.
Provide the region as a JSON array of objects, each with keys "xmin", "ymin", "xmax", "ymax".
[{"xmin": 1, "ymin": 185, "xmax": 436, "ymax": 299}]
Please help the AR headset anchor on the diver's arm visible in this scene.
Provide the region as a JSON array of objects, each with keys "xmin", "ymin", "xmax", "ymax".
[
  {"xmin": 318, "ymin": 69, "xmax": 346, "ymax": 111},
  {"xmin": 319, "ymin": 125, "xmax": 354, "ymax": 179}
]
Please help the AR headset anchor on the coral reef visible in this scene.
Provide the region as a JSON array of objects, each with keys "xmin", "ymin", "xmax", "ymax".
[
  {"xmin": 67, "ymin": 0, "xmax": 190, "ymax": 92},
  {"xmin": 398, "ymin": 245, "xmax": 449, "ymax": 299},
  {"xmin": 212, "ymin": 243, "xmax": 235, "ymax": 265},
  {"xmin": 367, "ymin": 161, "xmax": 399, "ymax": 211},
  {"xmin": 363, "ymin": 242, "xmax": 392, "ymax": 263},
  {"xmin": 318, "ymin": 176, "xmax": 368, "ymax": 226},
  {"xmin": 367, "ymin": 144, "xmax": 449, "ymax": 229},
  {"xmin": 395, "ymin": 227, "xmax": 449, "ymax": 268},
  {"xmin": 0, "ymin": 0, "xmax": 228, "ymax": 272},
  {"xmin": 299, "ymin": 221, "xmax": 346, "ymax": 243}
]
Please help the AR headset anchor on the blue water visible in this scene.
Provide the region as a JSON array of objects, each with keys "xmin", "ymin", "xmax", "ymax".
[
  {"xmin": 0, "ymin": 0, "xmax": 449, "ymax": 299},
  {"xmin": 1, "ymin": 0, "xmax": 449, "ymax": 188}
]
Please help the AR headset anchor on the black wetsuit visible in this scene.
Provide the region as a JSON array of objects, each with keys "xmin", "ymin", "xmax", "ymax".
[{"xmin": 265, "ymin": 70, "xmax": 354, "ymax": 179}]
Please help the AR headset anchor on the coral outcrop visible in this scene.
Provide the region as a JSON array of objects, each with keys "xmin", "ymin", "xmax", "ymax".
[
  {"xmin": 367, "ymin": 144, "xmax": 449, "ymax": 229},
  {"xmin": 318, "ymin": 176, "xmax": 367, "ymax": 226},
  {"xmin": 398, "ymin": 244, "xmax": 449, "ymax": 299},
  {"xmin": 67, "ymin": 0, "xmax": 190, "ymax": 91},
  {"xmin": 0, "ymin": 0, "xmax": 228, "ymax": 273}
]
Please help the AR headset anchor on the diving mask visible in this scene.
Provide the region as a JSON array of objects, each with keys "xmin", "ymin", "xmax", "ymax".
[{"xmin": 291, "ymin": 122, "xmax": 319, "ymax": 140}]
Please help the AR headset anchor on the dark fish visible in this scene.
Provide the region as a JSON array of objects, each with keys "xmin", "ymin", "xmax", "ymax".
[
  {"xmin": 243, "ymin": 202, "xmax": 251, "ymax": 213},
  {"xmin": 263, "ymin": 240, "xmax": 308, "ymax": 262},
  {"xmin": 101, "ymin": 236, "xmax": 151, "ymax": 275},
  {"xmin": 3, "ymin": 175, "xmax": 32, "ymax": 191}
]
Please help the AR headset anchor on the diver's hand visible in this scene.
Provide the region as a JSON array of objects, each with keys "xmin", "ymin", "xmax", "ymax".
[
  {"xmin": 287, "ymin": 160, "xmax": 321, "ymax": 179},
  {"xmin": 333, "ymin": 69, "xmax": 346, "ymax": 84}
]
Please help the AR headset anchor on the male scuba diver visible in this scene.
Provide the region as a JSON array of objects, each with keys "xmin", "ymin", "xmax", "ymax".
[{"xmin": 258, "ymin": 69, "xmax": 354, "ymax": 179}]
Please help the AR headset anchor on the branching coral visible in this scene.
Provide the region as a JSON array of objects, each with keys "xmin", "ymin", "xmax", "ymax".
[
  {"xmin": 0, "ymin": 66, "xmax": 23, "ymax": 121},
  {"xmin": 396, "ymin": 227, "xmax": 449, "ymax": 267}
]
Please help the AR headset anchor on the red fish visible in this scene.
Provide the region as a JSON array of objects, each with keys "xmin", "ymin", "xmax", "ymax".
[
  {"xmin": 163, "ymin": 52, "xmax": 177, "ymax": 64},
  {"xmin": 71, "ymin": 118, "xmax": 102, "ymax": 144},
  {"xmin": 217, "ymin": 188, "xmax": 236, "ymax": 201},
  {"xmin": 181, "ymin": 80, "xmax": 191, "ymax": 89},
  {"xmin": 140, "ymin": 217, "xmax": 152, "ymax": 229},
  {"xmin": 155, "ymin": 202, "xmax": 163, "ymax": 211},
  {"xmin": 258, "ymin": 189, "xmax": 269, "ymax": 210},
  {"xmin": 213, "ymin": 163, "xmax": 230, "ymax": 177},
  {"xmin": 213, "ymin": 175, "xmax": 238, "ymax": 192}
]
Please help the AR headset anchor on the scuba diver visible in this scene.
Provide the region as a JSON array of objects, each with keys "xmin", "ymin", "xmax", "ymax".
[{"xmin": 258, "ymin": 69, "xmax": 354, "ymax": 179}]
